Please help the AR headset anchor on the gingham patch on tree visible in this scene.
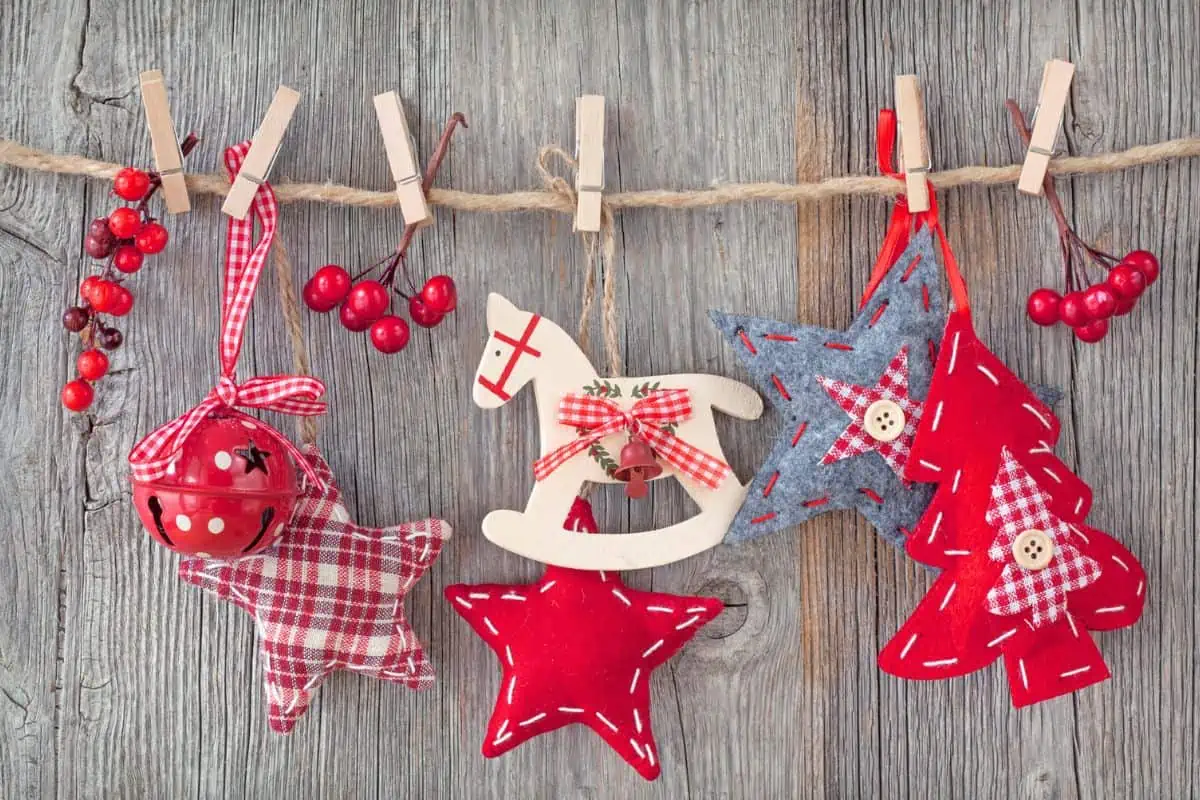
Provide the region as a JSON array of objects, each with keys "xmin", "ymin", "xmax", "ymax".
[{"xmin": 179, "ymin": 446, "xmax": 450, "ymax": 733}]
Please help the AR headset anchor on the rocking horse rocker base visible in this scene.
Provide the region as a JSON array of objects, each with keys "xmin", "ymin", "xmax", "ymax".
[{"xmin": 474, "ymin": 294, "xmax": 763, "ymax": 570}]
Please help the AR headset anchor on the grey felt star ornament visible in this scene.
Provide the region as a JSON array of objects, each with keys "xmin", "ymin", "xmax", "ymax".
[{"xmin": 710, "ymin": 226, "xmax": 944, "ymax": 548}]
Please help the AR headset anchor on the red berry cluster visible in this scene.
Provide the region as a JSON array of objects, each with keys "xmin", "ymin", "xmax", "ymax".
[
  {"xmin": 1026, "ymin": 250, "xmax": 1160, "ymax": 343},
  {"xmin": 304, "ymin": 262, "xmax": 457, "ymax": 354},
  {"xmin": 62, "ymin": 137, "xmax": 198, "ymax": 412}
]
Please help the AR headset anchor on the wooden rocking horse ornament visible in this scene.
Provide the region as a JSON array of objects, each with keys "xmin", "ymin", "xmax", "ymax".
[{"xmin": 473, "ymin": 293, "xmax": 764, "ymax": 570}]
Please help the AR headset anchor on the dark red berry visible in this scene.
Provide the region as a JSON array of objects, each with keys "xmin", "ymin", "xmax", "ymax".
[
  {"xmin": 370, "ymin": 315, "xmax": 411, "ymax": 353},
  {"xmin": 61, "ymin": 379, "xmax": 94, "ymax": 412},
  {"xmin": 84, "ymin": 233, "xmax": 114, "ymax": 260},
  {"xmin": 1113, "ymin": 294, "xmax": 1137, "ymax": 316},
  {"xmin": 1074, "ymin": 318, "xmax": 1109, "ymax": 344},
  {"xmin": 420, "ymin": 275, "xmax": 457, "ymax": 314},
  {"xmin": 338, "ymin": 302, "xmax": 373, "ymax": 332},
  {"xmin": 1026, "ymin": 288, "xmax": 1061, "ymax": 327},
  {"xmin": 106, "ymin": 285, "xmax": 134, "ymax": 317},
  {"xmin": 1107, "ymin": 264, "xmax": 1147, "ymax": 300},
  {"xmin": 77, "ymin": 349, "xmax": 109, "ymax": 380},
  {"xmin": 1123, "ymin": 250, "xmax": 1159, "ymax": 285},
  {"xmin": 1082, "ymin": 284, "xmax": 1117, "ymax": 320},
  {"xmin": 303, "ymin": 264, "xmax": 352, "ymax": 312},
  {"xmin": 345, "ymin": 280, "xmax": 390, "ymax": 323},
  {"xmin": 96, "ymin": 327, "xmax": 123, "ymax": 350},
  {"xmin": 113, "ymin": 168, "xmax": 152, "ymax": 202},
  {"xmin": 113, "ymin": 245, "xmax": 145, "ymax": 274},
  {"xmin": 134, "ymin": 222, "xmax": 169, "ymax": 255},
  {"xmin": 88, "ymin": 217, "xmax": 113, "ymax": 239},
  {"xmin": 1059, "ymin": 292, "xmax": 1091, "ymax": 327},
  {"xmin": 107, "ymin": 207, "xmax": 142, "ymax": 239},
  {"xmin": 63, "ymin": 306, "xmax": 90, "ymax": 332},
  {"xmin": 408, "ymin": 295, "xmax": 445, "ymax": 328}
]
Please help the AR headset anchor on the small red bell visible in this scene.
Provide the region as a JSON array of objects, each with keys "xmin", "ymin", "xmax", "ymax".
[
  {"xmin": 612, "ymin": 436, "xmax": 663, "ymax": 499},
  {"xmin": 131, "ymin": 414, "xmax": 300, "ymax": 557}
]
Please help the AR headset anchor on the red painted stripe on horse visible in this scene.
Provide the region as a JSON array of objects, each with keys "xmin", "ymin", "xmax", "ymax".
[{"xmin": 478, "ymin": 314, "xmax": 541, "ymax": 401}]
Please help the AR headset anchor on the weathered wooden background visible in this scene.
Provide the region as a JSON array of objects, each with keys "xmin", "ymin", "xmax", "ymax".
[{"xmin": 0, "ymin": 1, "xmax": 1195, "ymax": 797}]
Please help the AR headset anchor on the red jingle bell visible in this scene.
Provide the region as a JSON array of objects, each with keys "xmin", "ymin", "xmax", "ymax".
[
  {"xmin": 612, "ymin": 436, "xmax": 663, "ymax": 499},
  {"xmin": 131, "ymin": 415, "xmax": 300, "ymax": 557}
]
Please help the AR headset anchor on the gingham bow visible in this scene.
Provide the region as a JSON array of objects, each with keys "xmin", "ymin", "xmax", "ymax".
[
  {"xmin": 128, "ymin": 141, "xmax": 327, "ymax": 485},
  {"xmin": 533, "ymin": 389, "xmax": 731, "ymax": 489}
]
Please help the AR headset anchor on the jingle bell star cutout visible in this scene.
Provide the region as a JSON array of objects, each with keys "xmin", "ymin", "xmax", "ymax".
[
  {"xmin": 179, "ymin": 446, "xmax": 451, "ymax": 733},
  {"xmin": 445, "ymin": 498, "xmax": 722, "ymax": 781},
  {"xmin": 710, "ymin": 225, "xmax": 944, "ymax": 549}
]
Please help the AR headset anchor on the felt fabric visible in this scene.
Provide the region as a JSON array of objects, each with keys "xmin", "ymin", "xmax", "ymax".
[
  {"xmin": 878, "ymin": 310, "xmax": 1145, "ymax": 706},
  {"xmin": 445, "ymin": 498, "xmax": 722, "ymax": 781},
  {"xmin": 710, "ymin": 225, "xmax": 944, "ymax": 548},
  {"xmin": 179, "ymin": 446, "xmax": 450, "ymax": 732}
]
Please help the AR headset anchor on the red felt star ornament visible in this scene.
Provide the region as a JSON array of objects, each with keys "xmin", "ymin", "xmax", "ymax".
[
  {"xmin": 179, "ymin": 446, "xmax": 451, "ymax": 732},
  {"xmin": 445, "ymin": 499, "xmax": 722, "ymax": 781},
  {"xmin": 817, "ymin": 346, "xmax": 922, "ymax": 479}
]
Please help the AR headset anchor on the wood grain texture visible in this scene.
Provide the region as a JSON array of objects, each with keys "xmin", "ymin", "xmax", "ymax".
[{"xmin": 0, "ymin": 0, "xmax": 1193, "ymax": 797}]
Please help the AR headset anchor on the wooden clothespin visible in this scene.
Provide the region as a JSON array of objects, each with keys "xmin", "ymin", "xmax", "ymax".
[
  {"xmin": 574, "ymin": 95, "xmax": 605, "ymax": 232},
  {"xmin": 139, "ymin": 70, "xmax": 189, "ymax": 214},
  {"xmin": 221, "ymin": 85, "xmax": 301, "ymax": 219},
  {"xmin": 373, "ymin": 91, "xmax": 431, "ymax": 227},
  {"xmin": 894, "ymin": 75, "xmax": 931, "ymax": 212},
  {"xmin": 1018, "ymin": 59, "xmax": 1075, "ymax": 195}
]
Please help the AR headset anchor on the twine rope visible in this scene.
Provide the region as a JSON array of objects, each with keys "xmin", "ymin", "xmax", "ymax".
[{"xmin": 269, "ymin": 234, "xmax": 319, "ymax": 446}]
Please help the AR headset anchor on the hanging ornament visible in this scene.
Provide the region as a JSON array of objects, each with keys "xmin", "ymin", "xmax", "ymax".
[
  {"xmin": 445, "ymin": 497, "xmax": 721, "ymax": 781},
  {"xmin": 864, "ymin": 110, "xmax": 1146, "ymax": 705},
  {"xmin": 180, "ymin": 446, "xmax": 450, "ymax": 732},
  {"xmin": 128, "ymin": 141, "xmax": 327, "ymax": 557}
]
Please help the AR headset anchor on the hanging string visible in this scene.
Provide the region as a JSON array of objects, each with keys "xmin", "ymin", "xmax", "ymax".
[{"xmin": 270, "ymin": 235, "xmax": 319, "ymax": 446}]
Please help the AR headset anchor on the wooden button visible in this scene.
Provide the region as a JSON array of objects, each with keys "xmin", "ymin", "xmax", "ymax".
[
  {"xmin": 1012, "ymin": 529, "xmax": 1055, "ymax": 570},
  {"xmin": 864, "ymin": 399, "xmax": 905, "ymax": 442}
]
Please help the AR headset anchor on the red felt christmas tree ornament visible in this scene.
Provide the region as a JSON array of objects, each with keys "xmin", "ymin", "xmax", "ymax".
[{"xmin": 128, "ymin": 142, "xmax": 327, "ymax": 557}]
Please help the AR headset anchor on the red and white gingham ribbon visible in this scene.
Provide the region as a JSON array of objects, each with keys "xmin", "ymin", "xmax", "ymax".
[
  {"xmin": 128, "ymin": 141, "xmax": 327, "ymax": 485},
  {"xmin": 533, "ymin": 389, "xmax": 731, "ymax": 490}
]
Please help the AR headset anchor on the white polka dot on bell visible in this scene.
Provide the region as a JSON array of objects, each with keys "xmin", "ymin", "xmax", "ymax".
[
  {"xmin": 175, "ymin": 514, "xmax": 192, "ymax": 532},
  {"xmin": 166, "ymin": 461, "xmax": 176, "ymax": 476},
  {"xmin": 214, "ymin": 451, "xmax": 233, "ymax": 470},
  {"xmin": 207, "ymin": 517, "xmax": 225, "ymax": 535},
  {"xmin": 240, "ymin": 420, "xmax": 256, "ymax": 430},
  {"xmin": 195, "ymin": 551, "xmax": 211, "ymax": 558}
]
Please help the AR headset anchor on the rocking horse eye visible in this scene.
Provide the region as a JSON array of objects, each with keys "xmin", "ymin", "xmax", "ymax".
[{"xmin": 495, "ymin": 350, "xmax": 502, "ymax": 357}]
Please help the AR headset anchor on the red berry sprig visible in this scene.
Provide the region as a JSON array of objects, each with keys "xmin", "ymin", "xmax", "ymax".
[
  {"xmin": 1007, "ymin": 101, "xmax": 1159, "ymax": 344},
  {"xmin": 303, "ymin": 114, "xmax": 466, "ymax": 355},
  {"xmin": 61, "ymin": 134, "xmax": 199, "ymax": 411}
]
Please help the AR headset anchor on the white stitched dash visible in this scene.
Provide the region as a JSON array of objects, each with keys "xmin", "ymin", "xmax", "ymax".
[
  {"xmin": 483, "ymin": 616, "xmax": 499, "ymax": 635},
  {"xmin": 405, "ymin": 530, "xmax": 432, "ymax": 539},
  {"xmin": 1111, "ymin": 555, "xmax": 1130, "ymax": 571},
  {"xmin": 558, "ymin": 706, "xmax": 584, "ymax": 713},
  {"xmin": 230, "ymin": 586, "xmax": 250, "ymax": 603},
  {"xmin": 1021, "ymin": 403, "xmax": 1053, "ymax": 430},
  {"xmin": 611, "ymin": 588, "xmax": 632, "ymax": 606},
  {"xmin": 1042, "ymin": 466, "xmax": 1062, "ymax": 484},
  {"xmin": 922, "ymin": 657, "xmax": 959, "ymax": 668},
  {"xmin": 1019, "ymin": 658, "xmax": 1029, "ymax": 690},
  {"xmin": 675, "ymin": 615, "xmax": 701, "ymax": 630},
  {"xmin": 285, "ymin": 693, "xmax": 299, "ymax": 714},
  {"xmin": 900, "ymin": 633, "xmax": 918, "ymax": 660},
  {"xmin": 501, "ymin": 593, "xmax": 526, "ymax": 601},
  {"xmin": 634, "ymin": 708, "xmax": 643, "ymax": 733},
  {"xmin": 1030, "ymin": 439, "xmax": 1053, "ymax": 455},
  {"xmin": 648, "ymin": 746, "xmax": 656, "ymax": 767},
  {"xmin": 918, "ymin": 459, "xmax": 942, "ymax": 472},
  {"xmin": 599, "ymin": 571, "xmax": 608, "ymax": 581},
  {"xmin": 305, "ymin": 673, "xmax": 323, "ymax": 690},
  {"xmin": 496, "ymin": 719, "xmax": 510, "ymax": 737},
  {"xmin": 407, "ymin": 654, "xmax": 416, "ymax": 673},
  {"xmin": 642, "ymin": 639, "xmax": 664, "ymax": 658},
  {"xmin": 951, "ymin": 469, "xmax": 962, "ymax": 494},
  {"xmin": 469, "ymin": 592, "xmax": 490, "ymax": 600},
  {"xmin": 987, "ymin": 629, "xmax": 1016, "ymax": 647},
  {"xmin": 944, "ymin": 549, "xmax": 971, "ymax": 556},
  {"xmin": 926, "ymin": 511, "xmax": 943, "ymax": 545},
  {"xmin": 453, "ymin": 596, "xmax": 473, "ymax": 609},
  {"xmin": 931, "ymin": 401, "xmax": 944, "ymax": 432},
  {"xmin": 1137, "ymin": 580, "xmax": 1145, "ymax": 597},
  {"xmin": 506, "ymin": 676, "xmax": 516, "ymax": 705},
  {"xmin": 630, "ymin": 739, "xmax": 645, "ymax": 759},
  {"xmin": 939, "ymin": 582, "xmax": 957, "ymax": 611},
  {"xmin": 647, "ymin": 605, "xmax": 673, "ymax": 613},
  {"xmin": 630, "ymin": 668, "xmax": 641, "ymax": 694},
  {"xmin": 519, "ymin": 712, "xmax": 547, "ymax": 727},
  {"xmin": 595, "ymin": 711, "xmax": 618, "ymax": 732},
  {"xmin": 505, "ymin": 645, "xmax": 514, "ymax": 666},
  {"xmin": 1074, "ymin": 497, "xmax": 1084, "ymax": 515},
  {"xmin": 686, "ymin": 606, "xmax": 708, "ymax": 613},
  {"xmin": 1061, "ymin": 665, "xmax": 1091, "ymax": 678},
  {"xmin": 1066, "ymin": 613, "xmax": 1079, "ymax": 639},
  {"xmin": 976, "ymin": 364, "xmax": 1000, "ymax": 385},
  {"xmin": 493, "ymin": 731, "xmax": 513, "ymax": 745},
  {"xmin": 540, "ymin": 580, "xmax": 557, "ymax": 593},
  {"xmin": 1094, "ymin": 605, "xmax": 1126, "ymax": 614},
  {"xmin": 948, "ymin": 332, "xmax": 961, "ymax": 374}
]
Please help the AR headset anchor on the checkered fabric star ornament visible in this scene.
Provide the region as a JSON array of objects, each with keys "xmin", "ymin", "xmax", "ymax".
[
  {"xmin": 710, "ymin": 225, "xmax": 944, "ymax": 549},
  {"xmin": 445, "ymin": 498, "xmax": 722, "ymax": 781},
  {"xmin": 179, "ymin": 446, "xmax": 450, "ymax": 733}
]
